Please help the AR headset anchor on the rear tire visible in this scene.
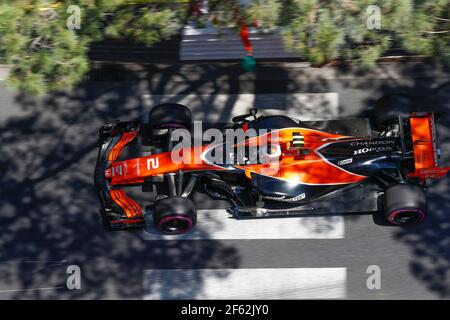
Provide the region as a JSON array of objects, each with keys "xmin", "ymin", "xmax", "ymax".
[
  {"xmin": 153, "ymin": 196, "xmax": 197, "ymax": 234},
  {"xmin": 384, "ymin": 183, "xmax": 427, "ymax": 226},
  {"xmin": 373, "ymin": 94, "xmax": 414, "ymax": 130}
]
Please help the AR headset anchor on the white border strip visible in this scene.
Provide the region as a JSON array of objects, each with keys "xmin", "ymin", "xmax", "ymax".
[
  {"xmin": 143, "ymin": 268, "xmax": 347, "ymax": 299},
  {"xmin": 142, "ymin": 209, "xmax": 345, "ymax": 240}
]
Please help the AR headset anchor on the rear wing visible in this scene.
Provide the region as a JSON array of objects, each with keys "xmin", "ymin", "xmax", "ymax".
[{"xmin": 406, "ymin": 112, "xmax": 450, "ymax": 181}]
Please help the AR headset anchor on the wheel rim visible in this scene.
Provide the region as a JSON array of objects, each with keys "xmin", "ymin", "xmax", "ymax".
[
  {"xmin": 158, "ymin": 216, "xmax": 193, "ymax": 233},
  {"xmin": 389, "ymin": 209, "xmax": 425, "ymax": 225}
]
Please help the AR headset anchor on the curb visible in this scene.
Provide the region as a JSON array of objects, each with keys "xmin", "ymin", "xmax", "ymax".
[
  {"xmin": 0, "ymin": 64, "xmax": 10, "ymax": 81},
  {"xmin": 321, "ymin": 55, "xmax": 429, "ymax": 67},
  {"xmin": 90, "ymin": 54, "xmax": 431, "ymax": 69}
]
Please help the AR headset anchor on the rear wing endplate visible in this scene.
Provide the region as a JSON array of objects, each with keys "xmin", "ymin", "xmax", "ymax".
[{"xmin": 407, "ymin": 112, "xmax": 450, "ymax": 181}]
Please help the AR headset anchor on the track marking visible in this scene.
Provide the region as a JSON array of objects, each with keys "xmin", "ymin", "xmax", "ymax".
[
  {"xmin": 142, "ymin": 209, "xmax": 345, "ymax": 240},
  {"xmin": 0, "ymin": 286, "xmax": 65, "ymax": 294},
  {"xmin": 143, "ymin": 268, "xmax": 347, "ymax": 299},
  {"xmin": 142, "ymin": 93, "xmax": 339, "ymax": 121}
]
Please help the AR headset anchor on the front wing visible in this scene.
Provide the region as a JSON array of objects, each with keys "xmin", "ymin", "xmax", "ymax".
[{"xmin": 94, "ymin": 121, "xmax": 145, "ymax": 229}]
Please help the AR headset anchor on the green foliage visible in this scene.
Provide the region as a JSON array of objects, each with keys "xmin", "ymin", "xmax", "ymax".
[
  {"xmin": 203, "ymin": 0, "xmax": 241, "ymax": 32},
  {"xmin": 105, "ymin": 5, "xmax": 183, "ymax": 47},
  {"xmin": 0, "ymin": 0, "xmax": 449, "ymax": 96},
  {"xmin": 280, "ymin": 0, "xmax": 450, "ymax": 67},
  {"xmin": 400, "ymin": 1, "xmax": 450, "ymax": 65},
  {"xmin": 246, "ymin": 0, "xmax": 281, "ymax": 32},
  {"xmin": 0, "ymin": 1, "xmax": 90, "ymax": 95},
  {"xmin": 194, "ymin": 0, "xmax": 448, "ymax": 68},
  {"xmin": 0, "ymin": 0, "xmax": 184, "ymax": 96},
  {"xmin": 281, "ymin": 1, "xmax": 395, "ymax": 67}
]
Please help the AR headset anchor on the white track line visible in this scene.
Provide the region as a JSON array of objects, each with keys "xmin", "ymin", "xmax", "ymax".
[
  {"xmin": 141, "ymin": 93, "xmax": 339, "ymax": 121},
  {"xmin": 0, "ymin": 286, "xmax": 65, "ymax": 294},
  {"xmin": 142, "ymin": 209, "xmax": 345, "ymax": 240},
  {"xmin": 143, "ymin": 268, "xmax": 347, "ymax": 299}
]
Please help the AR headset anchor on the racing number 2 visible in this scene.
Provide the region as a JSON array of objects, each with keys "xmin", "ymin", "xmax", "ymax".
[{"xmin": 147, "ymin": 158, "xmax": 159, "ymax": 171}]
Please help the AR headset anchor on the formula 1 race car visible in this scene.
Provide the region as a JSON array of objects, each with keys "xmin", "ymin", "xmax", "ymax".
[{"xmin": 94, "ymin": 94, "xmax": 449, "ymax": 234}]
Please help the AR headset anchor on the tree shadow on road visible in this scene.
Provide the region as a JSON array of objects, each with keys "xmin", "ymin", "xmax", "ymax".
[
  {"xmin": 1, "ymin": 61, "xmax": 357, "ymax": 299},
  {"xmin": 355, "ymin": 63, "xmax": 450, "ymax": 298},
  {"xmin": 0, "ymin": 67, "xmax": 242, "ymax": 299}
]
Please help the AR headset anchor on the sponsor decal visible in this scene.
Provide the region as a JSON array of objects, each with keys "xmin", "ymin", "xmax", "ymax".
[
  {"xmin": 112, "ymin": 165, "xmax": 121, "ymax": 176},
  {"xmin": 353, "ymin": 146, "xmax": 393, "ymax": 155},
  {"xmin": 136, "ymin": 158, "xmax": 140, "ymax": 176},
  {"xmin": 415, "ymin": 168, "xmax": 449, "ymax": 178},
  {"xmin": 337, "ymin": 158, "xmax": 353, "ymax": 166},
  {"xmin": 265, "ymin": 193, "xmax": 306, "ymax": 202},
  {"xmin": 289, "ymin": 193, "xmax": 306, "ymax": 202},
  {"xmin": 350, "ymin": 139, "xmax": 396, "ymax": 147},
  {"xmin": 112, "ymin": 163, "xmax": 127, "ymax": 176}
]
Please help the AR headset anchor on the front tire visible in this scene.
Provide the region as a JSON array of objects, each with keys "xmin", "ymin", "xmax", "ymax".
[
  {"xmin": 153, "ymin": 196, "xmax": 197, "ymax": 234},
  {"xmin": 149, "ymin": 103, "xmax": 192, "ymax": 131},
  {"xmin": 384, "ymin": 183, "xmax": 427, "ymax": 226}
]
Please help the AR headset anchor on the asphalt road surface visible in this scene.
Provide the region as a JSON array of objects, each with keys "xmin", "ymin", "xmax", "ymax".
[{"xmin": 1, "ymin": 61, "xmax": 450, "ymax": 299}]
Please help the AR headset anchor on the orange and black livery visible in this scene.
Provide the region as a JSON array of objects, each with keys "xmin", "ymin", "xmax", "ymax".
[{"xmin": 95, "ymin": 96, "xmax": 449, "ymax": 234}]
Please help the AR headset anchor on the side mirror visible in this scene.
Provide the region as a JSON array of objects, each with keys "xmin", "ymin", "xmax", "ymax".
[{"xmin": 232, "ymin": 108, "xmax": 259, "ymax": 123}]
